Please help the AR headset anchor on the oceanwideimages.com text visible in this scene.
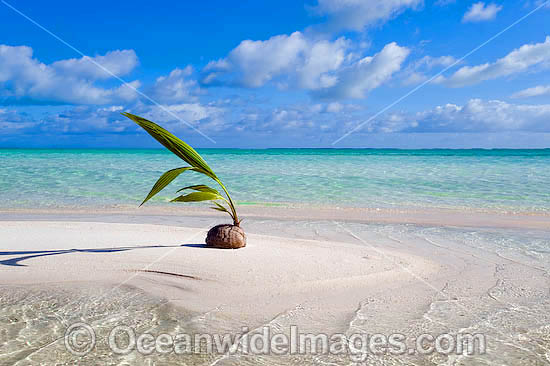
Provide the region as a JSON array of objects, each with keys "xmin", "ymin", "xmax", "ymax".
[{"xmin": 65, "ymin": 322, "xmax": 486, "ymax": 361}]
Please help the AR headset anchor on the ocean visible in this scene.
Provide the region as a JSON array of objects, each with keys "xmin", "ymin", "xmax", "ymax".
[{"xmin": 1, "ymin": 148, "xmax": 549, "ymax": 212}]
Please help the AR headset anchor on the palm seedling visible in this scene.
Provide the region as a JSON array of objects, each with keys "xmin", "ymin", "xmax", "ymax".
[{"xmin": 122, "ymin": 113, "xmax": 246, "ymax": 249}]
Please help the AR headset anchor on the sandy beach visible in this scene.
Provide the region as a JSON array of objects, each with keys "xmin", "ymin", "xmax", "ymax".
[
  {"xmin": 3, "ymin": 0, "xmax": 550, "ymax": 363},
  {"xmin": 1, "ymin": 207, "xmax": 549, "ymax": 365}
]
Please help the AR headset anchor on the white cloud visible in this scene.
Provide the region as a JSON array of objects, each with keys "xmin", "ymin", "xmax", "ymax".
[
  {"xmin": 148, "ymin": 66, "xmax": 200, "ymax": 104},
  {"xmin": 204, "ymin": 32, "xmax": 307, "ymax": 88},
  {"xmin": 1, "ymin": 100, "xmax": 227, "ymax": 136},
  {"xmin": 462, "ymin": 2, "xmax": 502, "ymax": 22},
  {"xmin": 402, "ymin": 71, "xmax": 428, "ymax": 85},
  {"xmin": 203, "ymin": 32, "xmax": 348, "ymax": 90},
  {"xmin": 8, "ymin": 96, "xmax": 550, "ymax": 146},
  {"xmin": 0, "ymin": 108, "xmax": 36, "ymax": 134},
  {"xmin": 310, "ymin": 0, "xmax": 422, "ymax": 32},
  {"xmin": 437, "ymin": 37, "xmax": 550, "ymax": 87},
  {"xmin": 511, "ymin": 85, "xmax": 550, "ymax": 98},
  {"xmin": 415, "ymin": 55, "xmax": 457, "ymax": 69},
  {"xmin": 326, "ymin": 102, "xmax": 343, "ymax": 113},
  {"xmin": 113, "ymin": 80, "xmax": 142, "ymax": 102},
  {"xmin": 0, "ymin": 45, "xmax": 140, "ymax": 104},
  {"xmin": 314, "ymin": 42, "xmax": 410, "ymax": 99},
  {"xmin": 48, "ymin": 106, "xmax": 130, "ymax": 133},
  {"xmin": 232, "ymin": 101, "xmax": 365, "ymax": 136},
  {"xmin": 203, "ymin": 33, "xmax": 409, "ymax": 100},
  {"xmin": 296, "ymin": 38, "xmax": 349, "ymax": 89},
  {"xmin": 374, "ymin": 99, "xmax": 550, "ymax": 133},
  {"xmin": 140, "ymin": 103, "xmax": 226, "ymax": 132},
  {"xmin": 51, "ymin": 50, "xmax": 138, "ymax": 80},
  {"xmin": 401, "ymin": 55, "xmax": 459, "ymax": 85}
]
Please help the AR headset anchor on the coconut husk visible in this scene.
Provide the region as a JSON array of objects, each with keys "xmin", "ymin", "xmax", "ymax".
[{"xmin": 205, "ymin": 224, "xmax": 246, "ymax": 249}]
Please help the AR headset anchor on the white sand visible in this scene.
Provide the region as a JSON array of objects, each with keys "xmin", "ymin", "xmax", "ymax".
[
  {"xmin": 1, "ymin": 214, "xmax": 549, "ymax": 365},
  {"xmin": 1, "ymin": 221, "xmax": 439, "ymax": 331}
]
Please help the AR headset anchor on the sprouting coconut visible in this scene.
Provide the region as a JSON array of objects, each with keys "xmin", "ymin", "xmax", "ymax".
[{"xmin": 122, "ymin": 113, "xmax": 245, "ymax": 249}]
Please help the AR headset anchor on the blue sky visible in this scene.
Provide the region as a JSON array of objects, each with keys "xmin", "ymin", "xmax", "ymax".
[{"xmin": 1, "ymin": 0, "xmax": 550, "ymax": 148}]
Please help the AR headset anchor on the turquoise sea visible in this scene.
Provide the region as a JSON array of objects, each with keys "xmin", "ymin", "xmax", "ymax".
[{"xmin": 1, "ymin": 148, "xmax": 549, "ymax": 212}]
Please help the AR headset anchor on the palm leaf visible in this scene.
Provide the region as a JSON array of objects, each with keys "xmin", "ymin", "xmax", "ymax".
[
  {"xmin": 171, "ymin": 191, "xmax": 223, "ymax": 203},
  {"xmin": 212, "ymin": 201, "xmax": 230, "ymax": 213},
  {"xmin": 141, "ymin": 167, "xmax": 197, "ymax": 206},
  {"xmin": 122, "ymin": 113, "xmax": 217, "ymax": 179},
  {"xmin": 176, "ymin": 184, "xmax": 220, "ymax": 195},
  {"xmin": 211, "ymin": 206, "xmax": 229, "ymax": 212},
  {"xmin": 210, "ymin": 202, "xmax": 232, "ymax": 216},
  {"xmin": 124, "ymin": 112, "xmax": 241, "ymax": 225}
]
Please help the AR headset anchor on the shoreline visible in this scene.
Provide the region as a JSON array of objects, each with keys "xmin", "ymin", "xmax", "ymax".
[{"xmin": 2, "ymin": 203, "xmax": 550, "ymax": 230}]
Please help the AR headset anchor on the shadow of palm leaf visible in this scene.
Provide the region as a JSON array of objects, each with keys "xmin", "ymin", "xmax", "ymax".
[{"xmin": 0, "ymin": 244, "xmax": 202, "ymax": 267}]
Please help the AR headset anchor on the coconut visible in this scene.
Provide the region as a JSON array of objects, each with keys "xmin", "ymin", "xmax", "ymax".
[{"xmin": 205, "ymin": 224, "xmax": 246, "ymax": 249}]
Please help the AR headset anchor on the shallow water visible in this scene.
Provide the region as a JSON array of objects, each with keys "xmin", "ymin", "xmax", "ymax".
[
  {"xmin": 1, "ymin": 148, "xmax": 549, "ymax": 212},
  {"xmin": 343, "ymin": 223, "xmax": 550, "ymax": 365}
]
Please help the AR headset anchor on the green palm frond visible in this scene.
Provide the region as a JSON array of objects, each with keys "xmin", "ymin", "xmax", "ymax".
[
  {"xmin": 210, "ymin": 201, "xmax": 231, "ymax": 214},
  {"xmin": 141, "ymin": 167, "xmax": 201, "ymax": 206},
  {"xmin": 123, "ymin": 113, "xmax": 217, "ymax": 179},
  {"xmin": 171, "ymin": 191, "xmax": 224, "ymax": 202},
  {"xmin": 123, "ymin": 113, "xmax": 240, "ymax": 225},
  {"xmin": 176, "ymin": 184, "xmax": 221, "ymax": 195}
]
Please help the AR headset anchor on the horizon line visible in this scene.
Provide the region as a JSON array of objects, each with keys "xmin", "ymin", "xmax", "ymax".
[{"xmin": 1, "ymin": 147, "xmax": 549, "ymax": 151}]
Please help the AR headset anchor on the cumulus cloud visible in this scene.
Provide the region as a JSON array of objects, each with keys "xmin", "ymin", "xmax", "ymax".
[
  {"xmin": 147, "ymin": 66, "xmax": 200, "ymax": 104},
  {"xmin": 203, "ymin": 32, "xmax": 349, "ymax": 90},
  {"xmin": 326, "ymin": 102, "xmax": 344, "ymax": 113},
  {"xmin": 511, "ymin": 85, "xmax": 550, "ymax": 98},
  {"xmin": 51, "ymin": 50, "xmax": 138, "ymax": 80},
  {"xmin": 372, "ymin": 99, "xmax": 550, "ymax": 133},
  {"xmin": 415, "ymin": 55, "xmax": 457, "ymax": 69},
  {"xmin": 0, "ymin": 108, "xmax": 36, "ymax": 134},
  {"xmin": 0, "ymin": 98, "xmax": 227, "ymax": 138},
  {"xmin": 235, "ymin": 101, "xmax": 364, "ymax": 134},
  {"xmin": 140, "ymin": 103, "xmax": 226, "ymax": 132},
  {"xmin": 314, "ymin": 42, "xmax": 410, "ymax": 99},
  {"xmin": 0, "ymin": 105, "xmax": 135, "ymax": 136},
  {"xmin": 310, "ymin": 0, "xmax": 422, "ymax": 32},
  {"xmin": 47, "ymin": 105, "xmax": 131, "ymax": 133},
  {"xmin": 296, "ymin": 38, "xmax": 349, "ymax": 89},
  {"xmin": 436, "ymin": 37, "xmax": 550, "ymax": 87},
  {"xmin": 0, "ymin": 45, "xmax": 140, "ymax": 105},
  {"xmin": 7, "ymin": 96, "xmax": 550, "ymax": 147},
  {"xmin": 202, "ymin": 32, "xmax": 409, "ymax": 99},
  {"xmin": 462, "ymin": 2, "xmax": 502, "ymax": 22},
  {"xmin": 402, "ymin": 71, "xmax": 428, "ymax": 86},
  {"xmin": 401, "ymin": 55, "xmax": 458, "ymax": 85},
  {"xmin": 231, "ymin": 98, "xmax": 550, "ymax": 138},
  {"xmin": 203, "ymin": 32, "xmax": 308, "ymax": 88}
]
